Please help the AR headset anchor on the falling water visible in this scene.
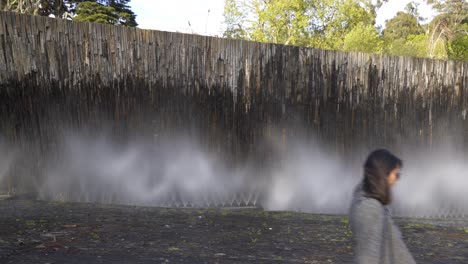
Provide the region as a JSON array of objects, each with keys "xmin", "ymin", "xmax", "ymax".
[
  {"xmin": 11, "ymin": 131, "xmax": 461, "ymax": 217},
  {"xmin": 0, "ymin": 12, "xmax": 467, "ymax": 218},
  {"xmin": 0, "ymin": 140, "xmax": 17, "ymax": 194}
]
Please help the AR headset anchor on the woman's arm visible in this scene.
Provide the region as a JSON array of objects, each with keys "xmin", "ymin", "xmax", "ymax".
[
  {"xmin": 389, "ymin": 219, "xmax": 416, "ymax": 264},
  {"xmin": 350, "ymin": 199, "xmax": 385, "ymax": 264}
]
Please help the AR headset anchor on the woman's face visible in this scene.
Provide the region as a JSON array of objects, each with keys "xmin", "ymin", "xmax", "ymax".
[{"xmin": 387, "ymin": 166, "xmax": 400, "ymax": 187}]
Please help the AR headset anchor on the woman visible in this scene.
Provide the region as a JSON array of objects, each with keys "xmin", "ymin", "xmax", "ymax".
[{"xmin": 349, "ymin": 149, "xmax": 416, "ymax": 264}]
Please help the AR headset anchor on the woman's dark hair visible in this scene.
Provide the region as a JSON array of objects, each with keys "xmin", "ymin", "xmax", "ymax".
[{"xmin": 362, "ymin": 149, "xmax": 402, "ymax": 205}]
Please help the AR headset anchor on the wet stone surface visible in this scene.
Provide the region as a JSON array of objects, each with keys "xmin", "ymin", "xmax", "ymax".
[{"xmin": 0, "ymin": 199, "xmax": 467, "ymax": 263}]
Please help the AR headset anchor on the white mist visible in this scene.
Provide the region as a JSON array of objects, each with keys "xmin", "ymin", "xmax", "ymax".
[
  {"xmin": 7, "ymin": 131, "xmax": 464, "ymax": 218},
  {"xmin": 0, "ymin": 140, "xmax": 16, "ymax": 193}
]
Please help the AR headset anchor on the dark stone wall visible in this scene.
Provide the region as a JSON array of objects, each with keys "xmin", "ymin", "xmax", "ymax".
[{"xmin": 0, "ymin": 12, "xmax": 467, "ymax": 192}]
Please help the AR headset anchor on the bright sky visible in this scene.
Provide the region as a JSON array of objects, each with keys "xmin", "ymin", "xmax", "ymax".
[
  {"xmin": 376, "ymin": 0, "xmax": 437, "ymax": 28},
  {"xmin": 130, "ymin": 0, "xmax": 225, "ymax": 36},
  {"xmin": 130, "ymin": 0, "xmax": 437, "ymax": 36}
]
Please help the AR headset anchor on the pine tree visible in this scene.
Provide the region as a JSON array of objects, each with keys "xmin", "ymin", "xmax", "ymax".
[
  {"xmin": 72, "ymin": 0, "xmax": 137, "ymax": 26},
  {"xmin": 1, "ymin": 0, "xmax": 138, "ymax": 27}
]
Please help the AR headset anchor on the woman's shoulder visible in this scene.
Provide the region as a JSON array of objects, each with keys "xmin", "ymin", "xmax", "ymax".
[
  {"xmin": 357, "ymin": 197, "xmax": 383, "ymax": 210},
  {"xmin": 349, "ymin": 197, "xmax": 386, "ymax": 229},
  {"xmin": 351, "ymin": 183, "xmax": 382, "ymax": 207},
  {"xmin": 350, "ymin": 195, "xmax": 384, "ymax": 216}
]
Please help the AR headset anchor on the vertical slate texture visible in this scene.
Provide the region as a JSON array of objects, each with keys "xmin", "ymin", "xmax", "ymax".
[{"xmin": 0, "ymin": 12, "xmax": 467, "ymax": 191}]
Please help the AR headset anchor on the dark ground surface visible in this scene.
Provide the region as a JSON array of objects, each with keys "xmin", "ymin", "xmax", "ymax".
[{"xmin": 0, "ymin": 199, "xmax": 467, "ymax": 263}]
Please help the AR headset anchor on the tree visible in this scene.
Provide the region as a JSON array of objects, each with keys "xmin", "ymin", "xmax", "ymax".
[
  {"xmin": 426, "ymin": 0, "xmax": 467, "ymax": 59},
  {"xmin": 223, "ymin": 0, "xmax": 314, "ymax": 46},
  {"xmin": 1, "ymin": 0, "xmax": 75, "ymax": 17},
  {"xmin": 74, "ymin": 1, "xmax": 118, "ymax": 24},
  {"xmin": 70, "ymin": 0, "xmax": 137, "ymax": 26},
  {"xmin": 223, "ymin": 0, "xmax": 387, "ymax": 49},
  {"xmin": 36, "ymin": 0, "xmax": 68, "ymax": 18},
  {"xmin": 405, "ymin": 1, "xmax": 425, "ymax": 22},
  {"xmin": 72, "ymin": 1, "xmax": 137, "ymax": 26},
  {"xmin": 407, "ymin": 34, "xmax": 446, "ymax": 59},
  {"xmin": 447, "ymin": 34, "xmax": 468, "ymax": 60},
  {"xmin": 223, "ymin": 0, "xmax": 248, "ymax": 39},
  {"xmin": 381, "ymin": 8, "xmax": 436, "ymax": 59},
  {"xmin": 1, "ymin": 0, "xmax": 41, "ymax": 14},
  {"xmin": 106, "ymin": 0, "xmax": 137, "ymax": 27},
  {"xmin": 309, "ymin": 0, "xmax": 380, "ymax": 50},
  {"xmin": 343, "ymin": 24, "xmax": 383, "ymax": 53},
  {"xmin": 382, "ymin": 11, "xmax": 424, "ymax": 41},
  {"xmin": 1, "ymin": 0, "xmax": 138, "ymax": 27},
  {"xmin": 249, "ymin": 0, "xmax": 312, "ymax": 46}
]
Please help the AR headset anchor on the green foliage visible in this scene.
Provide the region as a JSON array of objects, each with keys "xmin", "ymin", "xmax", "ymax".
[
  {"xmin": 383, "ymin": 11, "xmax": 424, "ymax": 41},
  {"xmin": 1, "ymin": 0, "xmax": 69, "ymax": 16},
  {"xmin": 405, "ymin": 1, "xmax": 425, "ymax": 22},
  {"xmin": 223, "ymin": 0, "xmax": 248, "ymax": 39},
  {"xmin": 384, "ymin": 33, "xmax": 447, "ymax": 59},
  {"xmin": 90, "ymin": 232, "xmax": 100, "ymax": 240},
  {"xmin": 38, "ymin": 0, "xmax": 68, "ymax": 17},
  {"xmin": 428, "ymin": 12, "xmax": 467, "ymax": 42},
  {"xmin": 426, "ymin": 34, "xmax": 450, "ymax": 59},
  {"xmin": 426, "ymin": 0, "xmax": 467, "ymax": 18},
  {"xmin": 309, "ymin": 0, "xmax": 379, "ymax": 50},
  {"xmin": 0, "ymin": 0, "xmax": 41, "ymax": 14},
  {"xmin": 223, "ymin": 0, "xmax": 465, "ymax": 60},
  {"xmin": 406, "ymin": 34, "xmax": 431, "ymax": 57},
  {"xmin": 74, "ymin": 1, "xmax": 118, "ymax": 24},
  {"xmin": 250, "ymin": 0, "xmax": 311, "ymax": 46},
  {"xmin": 1, "ymin": 0, "xmax": 137, "ymax": 27},
  {"xmin": 223, "ymin": 0, "xmax": 384, "ymax": 49},
  {"xmin": 104, "ymin": 0, "xmax": 137, "ymax": 27},
  {"xmin": 340, "ymin": 217, "xmax": 349, "ymax": 225},
  {"xmin": 381, "ymin": 4, "xmax": 455, "ymax": 60},
  {"xmin": 343, "ymin": 24, "xmax": 383, "ymax": 53},
  {"xmin": 448, "ymin": 35, "xmax": 468, "ymax": 60},
  {"xmin": 426, "ymin": 0, "xmax": 467, "ymax": 59},
  {"xmin": 72, "ymin": 0, "xmax": 137, "ymax": 26}
]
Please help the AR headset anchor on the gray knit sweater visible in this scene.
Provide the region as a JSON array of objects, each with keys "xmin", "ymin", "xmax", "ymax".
[{"xmin": 349, "ymin": 184, "xmax": 416, "ymax": 264}]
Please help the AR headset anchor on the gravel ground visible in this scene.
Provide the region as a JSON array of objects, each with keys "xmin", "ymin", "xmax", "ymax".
[{"xmin": 0, "ymin": 199, "xmax": 467, "ymax": 263}]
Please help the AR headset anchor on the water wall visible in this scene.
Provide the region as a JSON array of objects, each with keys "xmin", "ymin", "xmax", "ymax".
[{"xmin": 0, "ymin": 12, "xmax": 467, "ymax": 216}]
